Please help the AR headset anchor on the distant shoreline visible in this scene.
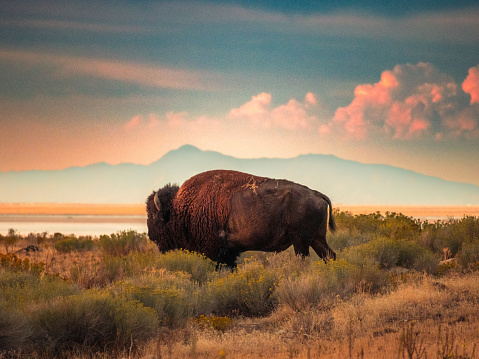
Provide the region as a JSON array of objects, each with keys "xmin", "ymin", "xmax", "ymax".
[
  {"xmin": 0, "ymin": 203, "xmax": 145, "ymax": 215},
  {"xmin": 1, "ymin": 203, "xmax": 478, "ymax": 218},
  {"xmin": 338, "ymin": 205, "xmax": 479, "ymax": 218}
]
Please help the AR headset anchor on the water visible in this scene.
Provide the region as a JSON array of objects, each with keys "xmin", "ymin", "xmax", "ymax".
[{"xmin": 0, "ymin": 215, "xmax": 147, "ymax": 237}]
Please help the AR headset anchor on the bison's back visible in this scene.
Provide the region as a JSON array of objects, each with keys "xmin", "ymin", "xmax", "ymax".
[{"xmin": 225, "ymin": 179, "xmax": 331, "ymax": 251}]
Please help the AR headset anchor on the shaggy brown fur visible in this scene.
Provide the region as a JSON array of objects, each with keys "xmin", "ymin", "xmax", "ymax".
[
  {"xmin": 147, "ymin": 170, "xmax": 268, "ymax": 260},
  {"xmin": 173, "ymin": 170, "xmax": 269, "ymax": 259}
]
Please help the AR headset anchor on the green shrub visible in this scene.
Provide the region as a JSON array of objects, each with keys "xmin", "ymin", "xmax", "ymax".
[
  {"xmin": 306, "ymin": 258, "xmax": 389, "ymax": 298},
  {"xmin": 342, "ymin": 237, "xmax": 399, "ymax": 270},
  {"xmin": 28, "ymin": 290, "xmax": 158, "ymax": 355},
  {"xmin": 193, "ymin": 314, "xmax": 233, "ymax": 332},
  {"xmin": 155, "ymin": 249, "xmax": 217, "ymax": 284},
  {"xmin": 396, "ymin": 239, "xmax": 439, "ymax": 274},
  {"xmin": 423, "ymin": 216, "xmax": 479, "ymax": 256},
  {"xmin": 54, "ymin": 236, "xmax": 94, "ymax": 253},
  {"xmin": 412, "ymin": 250, "xmax": 439, "ymax": 274},
  {"xmin": 98, "ymin": 230, "xmax": 150, "ymax": 256},
  {"xmin": 380, "ymin": 212, "xmax": 421, "ymax": 240},
  {"xmin": 0, "ymin": 301, "xmax": 31, "ymax": 351},
  {"xmin": 327, "ymin": 229, "xmax": 374, "ymax": 251},
  {"xmin": 205, "ymin": 259, "xmax": 279, "ymax": 317},
  {"xmin": 0, "ymin": 269, "xmax": 79, "ymax": 309},
  {"xmin": 118, "ymin": 271, "xmax": 196, "ymax": 328},
  {"xmin": 458, "ymin": 241, "xmax": 479, "ymax": 268}
]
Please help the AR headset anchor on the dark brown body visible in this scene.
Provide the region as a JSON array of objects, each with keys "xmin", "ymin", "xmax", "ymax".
[{"xmin": 146, "ymin": 170, "xmax": 336, "ymax": 267}]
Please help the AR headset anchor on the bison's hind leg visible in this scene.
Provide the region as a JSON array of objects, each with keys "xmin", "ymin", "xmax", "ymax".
[
  {"xmin": 311, "ymin": 236, "xmax": 336, "ymax": 263},
  {"xmin": 292, "ymin": 237, "xmax": 311, "ymax": 258}
]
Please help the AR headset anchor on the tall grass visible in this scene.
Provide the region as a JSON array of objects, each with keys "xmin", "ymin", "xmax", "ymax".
[{"xmin": 98, "ymin": 230, "xmax": 151, "ymax": 255}]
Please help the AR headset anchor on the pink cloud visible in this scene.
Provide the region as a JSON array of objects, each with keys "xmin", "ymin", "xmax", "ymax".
[
  {"xmin": 123, "ymin": 115, "xmax": 142, "ymax": 131},
  {"xmin": 463, "ymin": 65, "xmax": 479, "ymax": 105},
  {"xmin": 228, "ymin": 92, "xmax": 272, "ymax": 126},
  {"xmin": 325, "ymin": 62, "xmax": 478, "ymax": 140},
  {"xmin": 229, "ymin": 92, "xmax": 320, "ymax": 129}
]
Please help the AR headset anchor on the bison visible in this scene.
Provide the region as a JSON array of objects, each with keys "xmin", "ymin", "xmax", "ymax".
[{"xmin": 146, "ymin": 170, "xmax": 336, "ymax": 267}]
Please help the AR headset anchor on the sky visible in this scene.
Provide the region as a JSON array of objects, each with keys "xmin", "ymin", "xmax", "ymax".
[{"xmin": 1, "ymin": 0, "xmax": 479, "ymax": 187}]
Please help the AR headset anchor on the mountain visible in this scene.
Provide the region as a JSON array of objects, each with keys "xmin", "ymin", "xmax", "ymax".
[{"xmin": 2, "ymin": 144, "xmax": 479, "ymax": 205}]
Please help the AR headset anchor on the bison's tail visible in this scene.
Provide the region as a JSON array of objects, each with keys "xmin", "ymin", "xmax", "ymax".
[
  {"xmin": 320, "ymin": 193, "xmax": 336, "ymax": 232},
  {"xmin": 328, "ymin": 204, "xmax": 336, "ymax": 232}
]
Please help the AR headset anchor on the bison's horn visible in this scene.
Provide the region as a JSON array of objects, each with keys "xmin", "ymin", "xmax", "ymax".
[{"xmin": 154, "ymin": 191, "xmax": 161, "ymax": 211}]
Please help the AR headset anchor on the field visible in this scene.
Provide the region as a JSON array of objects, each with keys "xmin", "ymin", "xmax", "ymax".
[{"xmin": 1, "ymin": 209, "xmax": 479, "ymax": 358}]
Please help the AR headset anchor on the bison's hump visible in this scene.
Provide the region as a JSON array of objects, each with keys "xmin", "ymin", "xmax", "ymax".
[{"xmin": 172, "ymin": 170, "xmax": 269, "ymax": 258}]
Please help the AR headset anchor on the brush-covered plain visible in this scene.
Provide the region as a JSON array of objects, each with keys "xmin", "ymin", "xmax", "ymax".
[{"xmin": 1, "ymin": 210, "xmax": 479, "ymax": 358}]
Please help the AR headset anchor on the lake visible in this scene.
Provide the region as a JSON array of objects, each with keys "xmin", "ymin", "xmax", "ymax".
[{"xmin": 0, "ymin": 214, "xmax": 147, "ymax": 236}]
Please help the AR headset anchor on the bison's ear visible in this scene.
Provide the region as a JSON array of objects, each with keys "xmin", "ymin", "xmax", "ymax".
[{"xmin": 154, "ymin": 191, "xmax": 169, "ymax": 223}]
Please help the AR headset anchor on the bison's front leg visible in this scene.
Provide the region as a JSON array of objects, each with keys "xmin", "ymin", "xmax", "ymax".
[
  {"xmin": 215, "ymin": 245, "xmax": 241, "ymax": 269},
  {"xmin": 292, "ymin": 240, "xmax": 310, "ymax": 258}
]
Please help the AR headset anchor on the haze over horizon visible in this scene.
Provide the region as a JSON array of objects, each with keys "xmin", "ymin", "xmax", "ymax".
[{"xmin": 1, "ymin": 0, "xmax": 479, "ymax": 187}]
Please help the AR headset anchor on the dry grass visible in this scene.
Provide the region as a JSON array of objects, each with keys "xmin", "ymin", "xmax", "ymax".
[{"xmin": 145, "ymin": 273, "xmax": 479, "ymax": 359}]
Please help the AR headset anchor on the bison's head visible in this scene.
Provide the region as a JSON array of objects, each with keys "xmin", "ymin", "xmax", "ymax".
[{"xmin": 146, "ymin": 184, "xmax": 179, "ymax": 252}]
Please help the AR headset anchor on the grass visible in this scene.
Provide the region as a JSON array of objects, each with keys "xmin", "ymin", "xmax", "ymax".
[{"xmin": 0, "ymin": 212, "xmax": 479, "ymax": 358}]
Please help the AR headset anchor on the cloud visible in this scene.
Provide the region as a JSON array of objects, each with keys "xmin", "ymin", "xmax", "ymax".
[
  {"xmin": 228, "ymin": 92, "xmax": 320, "ymax": 129},
  {"xmin": 463, "ymin": 65, "xmax": 479, "ymax": 105},
  {"xmin": 323, "ymin": 62, "xmax": 479, "ymax": 140},
  {"xmin": 0, "ymin": 49, "xmax": 221, "ymax": 90}
]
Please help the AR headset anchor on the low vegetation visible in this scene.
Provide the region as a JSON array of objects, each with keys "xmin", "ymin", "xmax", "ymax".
[{"xmin": 1, "ymin": 211, "xmax": 479, "ymax": 358}]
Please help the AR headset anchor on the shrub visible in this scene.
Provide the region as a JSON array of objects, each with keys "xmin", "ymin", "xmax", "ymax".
[
  {"xmin": 205, "ymin": 259, "xmax": 279, "ymax": 316},
  {"xmin": 396, "ymin": 239, "xmax": 439, "ymax": 274},
  {"xmin": 315, "ymin": 259, "xmax": 388, "ymax": 297},
  {"xmin": 54, "ymin": 236, "xmax": 94, "ymax": 253},
  {"xmin": 275, "ymin": 272, "xmax": 327, "ymax": 311},
  {"xmin": 69, "ymin": 255, "xmax": 134, "ymax": 288},
  {"xmin": 193, "ymin": 314, "xmax": 233, "ymax": 332},
  {"xmin": 28, "ymin": 290, "xmax": 158, "ymax": 355},
  {"xmin": 118, "ymin": 271, "xmax": 196, "ymax": 328},
  {"xmin": 458, "ymin": 241, "xmax": 479, "ymax": 268},
  {"xmin": 3, "ymin": 228, "xmax": 19, "ymax": 253},
  {"xmin": 424, "ymin": 216, "xmax": 479, "ymax": 256},
  {"xmin": 380, "ymin": 212, "xmax": 421, "ymax": 240},
  {"xmin": 0, "ymin": 301, "xmax": 31, "ymax": 351},
  {"xmin": 411, "ymin": 249, "xmax": 439, "ymax": 274},
  {"xmin": 98, "ymin": 230, "xmax": 150, "ymax": 256},
  {"xmin": 155, "ymin": 249, "xmax": 217, "ymax": 284},
  {"xmin": 327, "ymin": 229, "xmax": 373, "ymax": 251},
  {"xmin": 0, "ymin": 253, "xmax": 45, "ymax": 275},
  {"xmin": 318, "ymin": 259, "xmax": 367, "ymax": 295},
  {"xmin": 0, "ymin": 269, "xmax": 79, "ymax": 310},
  {"xmin": 342, "ymin": 237, "xmax": 399, "ymax": 270}
]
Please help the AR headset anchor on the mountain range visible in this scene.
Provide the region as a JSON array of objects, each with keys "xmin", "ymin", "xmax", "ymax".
[{"xmin": 2, "ymin": 145, "xmax": 479, "ymax": 205}]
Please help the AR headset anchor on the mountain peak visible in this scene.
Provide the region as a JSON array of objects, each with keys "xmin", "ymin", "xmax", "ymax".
[{"xmin": 174, "ymin": 144, "xmax": 202, "ymax": 153}]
